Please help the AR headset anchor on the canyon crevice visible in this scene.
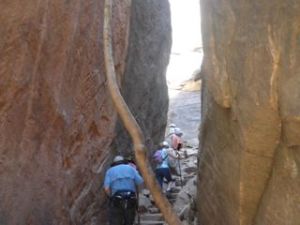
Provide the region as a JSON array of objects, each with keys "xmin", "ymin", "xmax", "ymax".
[{"xmin": 1, "ymin": 1, "xmax": 300, "ymax": 225}]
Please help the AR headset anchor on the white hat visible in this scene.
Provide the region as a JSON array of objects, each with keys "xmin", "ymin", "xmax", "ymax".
[
  {"xmin": 174, "ymin": 128, "xmax": 183, "ymax": 135},
  {"xmin": 169, "ymin": 123, "xmax": 176, "ymax": 128},
  {"xmin": 113, "ymin": 155, "xmax": 124, "ymax": 163},
  {"xmin": 162, "ymin": 141, "xmax": 169, "ymax": 148}
]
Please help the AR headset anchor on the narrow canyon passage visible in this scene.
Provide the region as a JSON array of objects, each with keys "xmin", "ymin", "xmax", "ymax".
[{"xmin": 0, "ymin": 1, "xmax": 299, "ymax": 225}]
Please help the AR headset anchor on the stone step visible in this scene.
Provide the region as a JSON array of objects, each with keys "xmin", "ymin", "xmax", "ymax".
[
  {"xmin": 166, "ymin": 187, "xmax": 181, "ymax": 194},
  {"xmin": 136, "ymin": 220, "xmax": 165, "ymax": 225},
  {"xmin": 148, "ymin": 206, "xmax": 160, "ymax": 214},
  {"xmin": 140, "ymin": 213, "xmax": 163, "ymax": 221},
  {"xmin": 174, "ymin": 174, "xmax": 195, "ymax": 180},
  {"xmin": 166, "ymin": 192, "xmax": 178, "ymax": 198},
  {"xmin": 184, "ymin": 174, "xmax": 196, "ymax": 179},
  {"xmin": 183, "ymin": 167, "xmax": 197, "ymax": 174},
  {"xmin": 174, "ymin": 177, "xmax": 190, "ymax": 186},
  {"xmin": 168, "ymin": 199, "xmax": 176, "ymax": 205}
]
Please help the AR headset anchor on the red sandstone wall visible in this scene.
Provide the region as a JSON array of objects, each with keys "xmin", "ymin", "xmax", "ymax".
[{"xmin": 0, "ymin": 1, "xmax": 131, "ymax": 224}]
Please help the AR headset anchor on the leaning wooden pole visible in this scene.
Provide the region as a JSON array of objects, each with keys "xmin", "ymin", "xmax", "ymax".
[{"xmin": 103, "ymin": 1, "xmax": 182, "ymax": 225}]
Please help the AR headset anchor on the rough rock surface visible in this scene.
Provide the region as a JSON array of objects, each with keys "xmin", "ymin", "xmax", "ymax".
[
  {"xmin": 198, "ymin": 1, "xmax": 300, "ymax": 225},
  {"xmin": 168, "ymin": 90, "xmax": 201, "ymax": 146},
  {"xmin": 0, "ymin": 1, "xmax": 170, "ymax": 224},
  {"xmin": 112, "ymin": 0, "xmax": 171, "ymax": 155}
]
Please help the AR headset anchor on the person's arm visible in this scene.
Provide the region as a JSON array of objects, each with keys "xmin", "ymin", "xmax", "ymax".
[
  {"xmin": 167, "ymin": 148, "xmax": 177, "ymax": 159},
  {"xmin": 134, "ymin": 170, "xmax": 144, "ymax": 195},
  {"xmin": 137, "ymin": 182, "xmax": 145, "ymax": 192},
  {"xmin": 133, "ymin": 169, "xmax": 144, "ymax": 187},
  {"xmin": 104, "ymin": 187, "xmax": 111, "ymax": 196},
  {"xmin": 174, "ymin": 148, "xmax": 187, "ymax": 159},
  {"xmin": 103, "ymin": 171, "xmax": 111, "ymax": 196}
]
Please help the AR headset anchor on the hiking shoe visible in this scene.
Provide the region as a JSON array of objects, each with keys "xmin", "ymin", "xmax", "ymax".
[
  {"xmin": 165, "ymin": 191, "xmax": 172, "ymax": 199},
  {"xmin": 168, "ymin": 187, "xmax": 179, "ymax": 193}
]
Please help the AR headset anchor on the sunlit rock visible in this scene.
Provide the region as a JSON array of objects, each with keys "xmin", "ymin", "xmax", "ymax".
[{"xmin": 198, "ymin": 1, "xmax": 300, "ymax": 225}]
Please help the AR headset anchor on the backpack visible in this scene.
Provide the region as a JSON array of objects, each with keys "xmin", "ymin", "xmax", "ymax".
[{"xmin": 152, "ymin": 149, "xmax": 168, "ymax": 164}]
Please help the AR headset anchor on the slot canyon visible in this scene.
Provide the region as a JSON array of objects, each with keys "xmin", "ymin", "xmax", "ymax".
[{"xmin": 0, "ymin": 0, "xmax": 299, "ymax": 225}]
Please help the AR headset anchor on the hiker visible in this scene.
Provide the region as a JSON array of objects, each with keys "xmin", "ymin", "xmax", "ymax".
[
  {"xmin": 171, "ymin": 128, "xmax": 183, "ymax": 151},
  {"xmin": 167, "ymin": 146, "xmax": 184, "ymax": 176},
  {"xmin": 166, "ymin": 123, "xmax": 177, "ymax": 146},
  {"xmin": 104, "ymin": 155, "xmax": 144, "ymax": 225},
  {"xmin": 168, "ymin": 123, "xmax": 177, "ymax": 136},
  {"xmin": 153, "ymin": 141, "xmax": 174, "ymax": 193}
]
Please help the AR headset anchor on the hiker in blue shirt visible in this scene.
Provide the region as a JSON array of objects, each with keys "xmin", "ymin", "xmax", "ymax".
[
  {"xmin": 104, "ymin": 155, "xmax": 144, "ymax": 225},
  {"xmin": 154, "ymin": 142, "xmax": 174, "ymax": 193}
]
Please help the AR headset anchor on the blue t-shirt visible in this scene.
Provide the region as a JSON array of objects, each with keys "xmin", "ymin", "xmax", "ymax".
[
  {"xmin": 156, "ymin": 148, "xmax": 169, "ymax": 169},
  {"xmin": 104, "ymin": 164, "xmax": 143, "ymax": 195}
]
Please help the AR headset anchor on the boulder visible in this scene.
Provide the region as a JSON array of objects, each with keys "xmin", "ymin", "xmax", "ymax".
[
  {"xmin": 198, "ymin": 1, "xmax": 300, "ymax": 225},
  {"xmin": 112, "ymin": 0, "xmax": 171, "ymax": 155}
]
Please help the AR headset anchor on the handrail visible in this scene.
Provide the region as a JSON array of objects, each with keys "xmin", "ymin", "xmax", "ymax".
[{"xmin": 103, "ymin": 1, "xmax": 182, "ymax": 225}]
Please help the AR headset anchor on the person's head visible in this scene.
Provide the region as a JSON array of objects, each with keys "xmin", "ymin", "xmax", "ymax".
[
  {"xmin": 169, "ymin": 123, "xmax": 176, "ymax": 135},
  {"xmin": 113, "ymin": 155, "xmax": 124, "ymax": 163},
  {"xmin": 111, "ymin": 155, "xmax": 125, "ymax": 167},
  {"xmin": 174, "ymin": 128, "xmax": 183, "ymax": 136},
  {"xmin": 160, "ymin": 141, "xmax": 169, "ymax": 148}
]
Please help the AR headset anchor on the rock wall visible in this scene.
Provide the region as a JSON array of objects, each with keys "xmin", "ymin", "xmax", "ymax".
[
  {"xmin": 198, "ymin": 1, "xmax": 300, "ymax": 225},
  {"xmin": 112, "ymin": 0, "xmax": 171, "ymax": 156},
  {"xmin": 0, "ymin": 0, "xmax": 170, "ymax": 224}
]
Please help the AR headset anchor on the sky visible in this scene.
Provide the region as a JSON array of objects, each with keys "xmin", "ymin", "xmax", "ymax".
[
  {"xmin": 169, "ymin": 0, "xmax": 202, "ymax": 53},
  {"xmin": 167, "ymin": 0, "xmax": 203, "ymax": 91}
]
